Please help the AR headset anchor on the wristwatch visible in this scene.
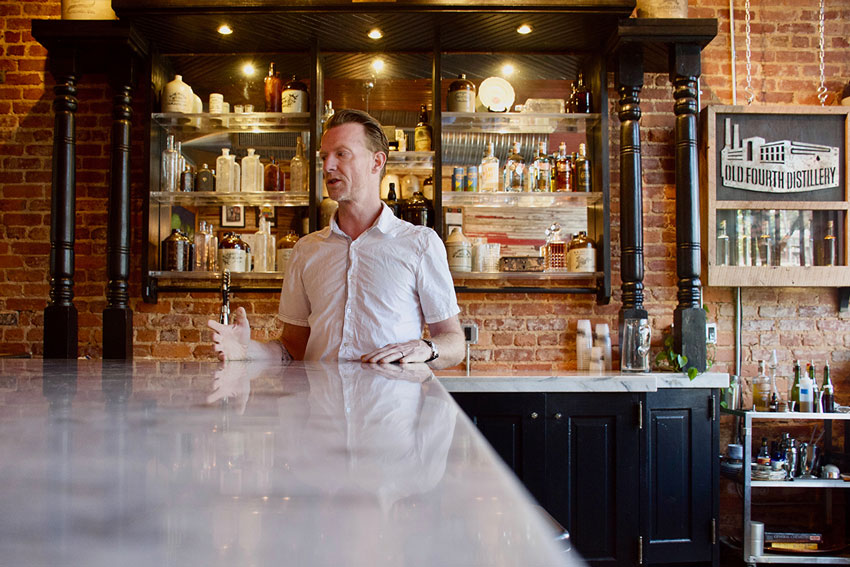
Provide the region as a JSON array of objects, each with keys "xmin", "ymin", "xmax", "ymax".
[{"xmin": 422, "ymin": 338, "xmax": 439, "ymax": 362}]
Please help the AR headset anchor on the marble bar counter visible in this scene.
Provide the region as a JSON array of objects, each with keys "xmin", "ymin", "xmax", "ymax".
[
  {"xmin": 0, "ymin": 359, "xmax": 582, "ymax": 567},
  {"xmin": 438, "ymin": 370, "xmax": 730, "ymax": 392}
]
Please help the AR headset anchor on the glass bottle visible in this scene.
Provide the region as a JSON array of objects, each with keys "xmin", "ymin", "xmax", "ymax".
[
  {"xmin": 276, "ymin": 230, "xmax": 299, "ymax": 274},
  {"xmin": 414, "ymin": 104, "xmax": 432, "ymax": 152},
  {"xmin": 321, "ymin": 100, "xmax": 335, "ymax": 130},
  {"xmin": 544, "ymin": 223, "xmax": 566, "ymax": 272},
  {"xmin": 756, "ymin": 437, "xmax": 771, "ymax": 466},
  {"xmin": 790, "ymin": 359, "xmax": 802, "ymax": 411},
  {"xmin": 193, "ymin": 221, "xmax": 208, "ymax": 271},
  {"xmin": 503, "ymin": 141, "xmax": 525, "ymax": 192},
  {"xmin": 195, "ymin": 163, "xmax": 215, "ymax": 192},
  {"xmin": 281, "ymin": 75, "xmax": 309, "ymax": 113},
  {"xmin": 756, "ymin": 219, "xmax": 772, "ymax": 266},
  {"xmin": 422, "ymin": 175, "xmax": 434, "ymax": 200},
  {"xmin": 822, "ymin": 362, "xmax": 835, "ymax": 413},
  {"xmin": 383, "ymin": 182, "xmax": 400, "ymax": 217},
  {"xmin": 218, "ymin": 232, "xmax": 248, "ymax": 273},
  {"xmin": 161, "ymin": 229, "xmax": 192, "ymax": 271},
  {"xmin": 574, "ymin": 143, "xmax": 592, "ymax": 192},
  {"xmin": 241, "ymin": 148, "xmax": 263, "ymax": 192},
  {"xmin": 447, "ymin": 74, "xmax": 476, "ymax": 113},
  {"xmin": 160, "ymin": 134, "xmax": 180, "ymax": 192},
  {"xmin": 716, "ymin": 219, "xmax": 730, "ymax": 265},
  {"xmin": 531, "ymin": 141, "xmax": 551, "ymax": 192},
  {"xmin": 479, "ymin": 142, "xmax": 500, "ymax": 192},
  {"xmin": 400, "ymin": 191, "xmax": 434, "ymax": 228},
  {"xmin": 567, "ymin": 231, "xmax": 596, "ymax": 272},
  {"xmin": 824, "ymin": 220, "xmax": 837, "ymax": 266},
  {"xmin": 264, "ymin": 158, "xmax": 284, "ymax": 191},
  {"xmin": 205, "ymin": 222, "xmax": 218, "ymax": 271},
  {"xmin": 752, "ymin": 359, "xmax": 770, "ymax": 411},
  {"xmin": 179, "ymin": 164, "xmax": 194, "ymax": 193},
  {"xmin": 215, "ymin": 148, "xmax": 237, "ymax": 193},
  {"xmin": 808, "ymin": 361, "xmax": 819, "ymax": 413},
  {"xmin": 555, "ymin": 142, "xmax": 571, "ymax": 192},
  {"xmin": 264, "ymin": 62, "xmax": 282, "ymax": 112},
  {"xmin": 570, "ymin": 72, "xmax": 592, "ymax": 113},
  {"xmin": 289, "ymin": 136, "xmax": 307, "ymax": 193}
]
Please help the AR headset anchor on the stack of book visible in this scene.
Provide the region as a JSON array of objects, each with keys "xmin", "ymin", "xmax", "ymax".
[{"xmin": 765, "ymin": 530, "xmax": 823, "ymax": 552}]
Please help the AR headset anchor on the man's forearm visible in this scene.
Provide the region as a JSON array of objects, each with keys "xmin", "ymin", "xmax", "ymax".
[
  {"xmin": 245, "ymin": 339, "xmax": 292, "ymax": 361},
  {"xmin": 428, "ymin": 331, "xmax": 466, "ymax": 370}
]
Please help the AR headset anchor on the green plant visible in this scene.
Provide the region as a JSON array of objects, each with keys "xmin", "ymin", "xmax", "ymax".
[{"xmin": 654, "ymin": 324, "xmax": 716, "ymax": 381}]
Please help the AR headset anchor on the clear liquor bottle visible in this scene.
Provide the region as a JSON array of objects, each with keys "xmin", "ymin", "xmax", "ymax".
[
  {"xmin": 824, "ymin": 220, "xmax": 837, "ymax": 266},
  {"xmin": 290, "ymin": 136, "xmax": 307, "ymax": 193},
  {"xmin": 531, "ymin": 141, "xmax": 551, "ymax": 192},
  {"xmin": 716, "ymin": 219, "xmax": 730, "ymax": 265},
  {"xmin": 479, "ymin": 142, "xmax": 500, "ymax": 192},
  {"xmin": 160, "ymin": 134, "xmax": 180, "ymax": 192},
  {"xmin": 757, "ymin": 220, "xmax": 772, "ymax": 266},
  {"xmin": 503, "ymin": 141, "xmax": 525, "ymax": 192}
]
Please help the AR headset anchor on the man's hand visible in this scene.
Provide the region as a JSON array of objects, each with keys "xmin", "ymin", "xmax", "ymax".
[
  {"xmin": 207, "ymin": 306, "xmax": 252, "ymax": 361},
  {"xmin": 360, "ymin": 339, "xmax": 432, "ymax": 364}
]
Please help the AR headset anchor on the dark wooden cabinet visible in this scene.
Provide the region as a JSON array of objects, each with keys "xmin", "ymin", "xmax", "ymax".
[{"xmin": 452, "ymin": 388, "xmax": 718, "ymax": 567}]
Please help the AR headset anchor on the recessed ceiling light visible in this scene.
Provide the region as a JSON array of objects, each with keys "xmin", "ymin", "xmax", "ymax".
[
  {"xmin": 368, "ymin": 28, "xmax": 383, "ymax": 40},
  {"xmin": 501, "ymin": 63, "xmax": 515, "ymax": 77},
  {"xmin": 242, "ymin": 62, "xmax": 256, "ymax": 77},
  {"xmin": 517, "ymin": 24, "xmax": 532, "ymax": 35},
  {"xmin": 371, "ymin": 58, "xmax": 385, "ymax": 73},
  {"xmin": 217, "ymin": 24, "xmax": 233, "ymax": 35}
]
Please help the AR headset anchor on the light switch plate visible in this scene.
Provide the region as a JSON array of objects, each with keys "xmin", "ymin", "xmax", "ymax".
[{"xmin": 706, "ymin": 322, "xmax": 717, "ymax": 344}]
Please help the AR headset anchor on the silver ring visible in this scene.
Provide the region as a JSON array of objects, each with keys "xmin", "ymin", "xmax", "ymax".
[{"xmin": 398, "ymin": 351, "xmax": 403, "ymax": 359}]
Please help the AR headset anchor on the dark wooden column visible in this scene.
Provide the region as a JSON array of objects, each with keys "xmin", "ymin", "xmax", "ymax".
[
  {"xmin": 44, "ymin": 65, "xmax": 79, "ymax": 359},
  {"xmin": 670, "ymin": 43, "xmax": 706, "ymax": 372},
  {"xmin": 33, "ymin": 21, "xmax": 149, "ymax": 359},
  {"xmin": 103, "ymin": 76, "xmax": 135, "ymax": 359},
  {"xmin": 615, "ymin": 45, "xmax": 649, "ymax": 338}
]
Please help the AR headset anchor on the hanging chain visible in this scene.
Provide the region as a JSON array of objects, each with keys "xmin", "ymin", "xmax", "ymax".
[
  {"xmin": 817, "ymin": 0, "xmax": 828, "ymax": 105},
  {"xmin": 744, "ymin": 0, "xmax": 755, "ymax": 104}
]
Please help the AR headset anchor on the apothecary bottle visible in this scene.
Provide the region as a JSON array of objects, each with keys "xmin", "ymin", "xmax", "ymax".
[
  {"xmin": 241, "ymin": 148, "xmax": 263, "ymax": 192},
  {"xmin": 179, "ymin": 164, "xmax": 194, "ymax": 192},
  {"xmin": 289, "ymin": 136, "xmax": 307, "ymax": 193},
  {"xmin": 161, "ymin": 228, "xmax": 192, "ymax": 271},
  {"xmin": 195, "ymin": 163, "xmax": 215, "ymax": 192},
  {"xmin": 414, "ymin": 105, "xmax": 432, "ymax": 151},
  {"xmin": 218, "ymin": 232, "xmax": 248, "ymax": 273},
  {"xmin": 716, "ymin": 219, "xmax": 730, "ymax": 265},
  {"xmin": 264, "ymin": 63, "xmax": 282, "ymax": 112},
  {"xmin": 567, "ymin": 231, "xmax": 596, "ymax": 272},
  {"xmin": 160, "ymin": 134, "xmax": 180, "ymax": 192},
  {"xmin": 447, "ymin": 74, "xmax": 476, "ymax": 113},
  {"xmin": 574, "ymin": 143, "xmax": 592, "ymax": 192},
  {"xmin": 281, "ymin": 75, "xmax": 309, "ymax": 113},
  {"xmin": 216, "ymin": 148, "xmax": 238, "ymax": 193},
  {"xmin": 264, "ymin": 158, "xmax": 284, "ymax": 191},
  {"xmin": 276, "ymin": 230, "xmax": 299, "ymax": 274}
]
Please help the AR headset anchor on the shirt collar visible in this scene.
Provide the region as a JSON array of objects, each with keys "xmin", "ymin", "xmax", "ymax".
[{"xmin": 323, "ymin": 203, "xmax": 397, "ymax": 240}]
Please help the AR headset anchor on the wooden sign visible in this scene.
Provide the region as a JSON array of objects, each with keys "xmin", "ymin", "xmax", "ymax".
[{"xmin": 700, "ymin": 105, "xmax": 850, "ymax": 287}]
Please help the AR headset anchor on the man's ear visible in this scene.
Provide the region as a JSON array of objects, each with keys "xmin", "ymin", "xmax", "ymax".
[{"xmin": 372, "ymin": 151, "xmax": 387, "ymax": 174}]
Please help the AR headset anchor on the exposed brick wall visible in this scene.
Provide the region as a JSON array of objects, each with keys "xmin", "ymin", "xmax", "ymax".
[{"xmin": 1, "ymin": 0, "xmax": 849, "ymax": 385}]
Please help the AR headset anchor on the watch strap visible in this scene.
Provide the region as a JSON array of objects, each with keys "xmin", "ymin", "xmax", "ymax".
[{"xmin": 422, "ymin": 338, "xmax": 439, "ymax": 362}]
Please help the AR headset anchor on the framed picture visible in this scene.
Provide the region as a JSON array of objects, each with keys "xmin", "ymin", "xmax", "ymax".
[
  {"xmin": 256, "ymin": 205, "xmax": 276, "ymax": 228},
  {"xmin": 221, "ymin": 205, "xmax": 245, "ymax": 228}
]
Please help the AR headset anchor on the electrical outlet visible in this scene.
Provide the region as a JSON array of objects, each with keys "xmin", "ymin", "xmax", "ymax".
[
  {"xmin": 462, "ymin": 323, "xmax": 479, "ymax": 344},
  {"xmin": 706, "ymin": 322, "xmax": 717, "ymax": 345}
]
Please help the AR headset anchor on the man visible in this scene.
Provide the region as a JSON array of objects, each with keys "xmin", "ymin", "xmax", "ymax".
[{"xmin": 208, "ymin": 109, "xmax": 465, "ymax": 369}]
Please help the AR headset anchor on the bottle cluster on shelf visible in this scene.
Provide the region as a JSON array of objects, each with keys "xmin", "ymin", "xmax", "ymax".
[
  {"xmin": 751, "ymin": 430, "xmax": 827, "ymax": 483},
  {"xmin": 746, "ymin": 352, "xmax": 835, "ymax": 414},
  {"xmin": 160, "ymin": 134, "xmax": 308, "ymax": 193},
  {"xmin": 381, "ymin": 178, "xmax": 436, "ymax": 228},
  {"xmin": 444, "ymin": 72, "xmax": 592, "ymax": 114},
  {"xmin": 160, "ymin": 216, "xmax": 302, "ymax": 274},
  {"xmin": 450, "ymin": 140, "xmax": 591, "ymax": 193},
  {"xmin": 716, "ymin": 210, "xmax": 839, "ymax": 267}
]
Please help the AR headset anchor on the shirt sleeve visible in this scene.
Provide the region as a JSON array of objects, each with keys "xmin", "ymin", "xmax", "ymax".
[
  {"xmin": 415, "ymin": 229, "xmax": 461, "ymax": 324},
  {"xmin": 278, "ymin": 241, "xmax": 311, "ymax": 326}
]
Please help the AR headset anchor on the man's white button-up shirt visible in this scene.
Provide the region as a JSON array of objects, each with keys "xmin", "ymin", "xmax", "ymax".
[{"xmin": 279, "ymin": 204, "xmax": 460, "ymax": 361}]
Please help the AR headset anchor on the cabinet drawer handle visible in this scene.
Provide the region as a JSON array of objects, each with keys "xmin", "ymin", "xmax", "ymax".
[
  {"xmin": 530, "ymin": 412, "xmax": 539, "ymax": 419},
  {"xmin": 553, "ymin": 413, "xmax": 562, "ymax": 420}
]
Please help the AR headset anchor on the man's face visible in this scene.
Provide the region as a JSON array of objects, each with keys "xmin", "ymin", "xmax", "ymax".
[{"xmin": 319, "ymin": 123, "xmax": 384, "ymax": 204}]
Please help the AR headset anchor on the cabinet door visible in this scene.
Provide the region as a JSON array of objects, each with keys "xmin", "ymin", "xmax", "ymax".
[
  {"xmin": 546, "ymin": 393, "xmax": 640, "ymax": 567},
  {"xmin": 451, "ymin": 393, "xmax": 546, "ymax": 505},
  {"xmin": 643, "ymin": 389, "xmax": 717, "ymax": 567}
]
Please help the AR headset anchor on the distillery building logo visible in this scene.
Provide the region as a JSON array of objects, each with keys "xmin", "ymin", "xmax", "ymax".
[{"xmin": 720, "ymin": 117, "xmax": 840, "ymax": 193}]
